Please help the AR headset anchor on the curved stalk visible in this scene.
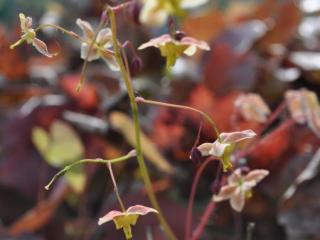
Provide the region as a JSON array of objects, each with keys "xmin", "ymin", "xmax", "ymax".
[
  {"xmin": 107, "ymin": 8, "xmax": 177, "ymax": 240},
  {"xmin": 135, "ymin": 97, "xmax": 220, "ymax": 139},
  {"xmin": 45, "ymin": 150, "xmax": 135, "ymax": 190}
]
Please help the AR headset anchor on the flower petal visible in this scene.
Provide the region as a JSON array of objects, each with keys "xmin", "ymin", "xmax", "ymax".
[
  {"xmin": 183, "ymin": 45, "xmax": 197, "ymax": 56},
  {"xmin": 126, "ymin": 205, "xmax": 158, "ymax": 215},
  {"xmin": 100, "ymin": 50, "xmax": 119, "ymax": 71},
  {"xmin": 180, "ymin": 37, "xmax": 210, "ymax": 51},
  {"xmin": 96, "ymin": 28, "xmax": 112, "ymax": 47},
  {"xmin": 227, "ymin": 168, "xmax": 242, "ymax": 185},
  {"xmin": 138, "ymin": 34, "xmax": 172, "ymax": 50},
  {"xmin": 76, "ymin": 18, "xmax": 94, "ymax": 40},
  {"xmin": 80, "ymin": 43, "xmax": 99, "ymax": 61},
  {"xmin": 235, "ymin": 93, "xmax": 271, "ymax": 123},
  {"xmin": 230, "ymin": 188, "xmax": 245, "ymax": 212},
  {"xmin": 213, "ymin": 185, "xmax": 237, "ymax": 202},
  {"xmin": 219, "ymin": 129, "xmax": 256, "ymax": 143},
  {"xmin": 32, "ymin": 38, "xmax": 54, "ymax": 58},
  {"xmin": 197, "ymin": 142, "xmax": 213, "ymax": 156},
  {"xmin": 209, "ymin": 140, "xmax": 230, "ymax": 157},
  {"xmin": 244, "ymin": 169, "xmax": 269, "ymax": 184},
  {"xmin": 19, "ymin": 13, "xmax": 33, "ymax": 33},
  {"xmin": 139, "ymin": 0, "xmax": 169, "ymax": 27},
  {"xmin": 98, "ymin": 210, "xmax": 124, "ymax": 225}
]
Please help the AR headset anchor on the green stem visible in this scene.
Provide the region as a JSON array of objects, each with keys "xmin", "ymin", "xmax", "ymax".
[
  {"xmin": 136, "ymin": 97, "xmax": 220, "ymax": 139},
  {"xmin": 108, "ymin": 8, "xmax": 177, "ymax": 240},
  {"xmin": 45, "ymin": 150, "xmax": 135, "ymax": 191},
  {"xmin": 35, "ymin": 24, "xmax": 81, "ymax": 41}
]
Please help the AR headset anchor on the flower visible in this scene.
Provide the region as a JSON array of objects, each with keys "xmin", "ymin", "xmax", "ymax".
[
  {"xmin": 197, "ymin": 130, "xmax": 256, "ymax": 171},
  {"xmin": 235, "ymin": 93, "xmax": 271, "ymax": 123},
  {"xmin": 76, "ymin": 18, "xmax": 119, "ymax": 71},
  {"xmin": 10, "ymin": 13, "xmax": 55, "ymax": 57},
  {"xmin": 98, "ymin": 205, "xmax": 158, "ymax": 239},
  {"xmin": 213, "ymin": 168, "xmax": 269, "ymax": 212},
  {"xmin": 138, "ymin": 32, "xmax": 210, "ymax": 69},
  {"xmin": 139, "ymin": 0, "xmax": 208, "ymax": 27},
  {"xmin": 285, "ymin": 88, "xmax": 320, "ymax": 137}
]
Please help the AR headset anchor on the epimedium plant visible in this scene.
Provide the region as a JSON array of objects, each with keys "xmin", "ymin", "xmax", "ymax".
[{"xmin": 8, "ymin": 1, "xmax": 282, "ymax": 240}]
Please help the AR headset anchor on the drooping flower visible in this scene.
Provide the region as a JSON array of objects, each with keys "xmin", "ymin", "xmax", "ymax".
[
  {"xmin": 98, "ymin": 205, "xmax": 158, "ymax": 239},
  {"xmin": 139, "ymin": 0, "xmax": 208, "ymax": 27},
  {"xmin": 10, "ymin": 13, "xmax": 55, "ymax": 57},
  {"xmin": 285, "ymin": 88, "xmax": 320, "ymax": 137},
  {"xmin": 235, "ymin": 93, "xmax": 271, "ymax": 123},
  {"xmin": 138, "ymin": 32, "xmax": 210, "ymax": 69},
  {"xmin": 76, "ymin": 18, "xmax": 119, "ymax": 71},
  {"xmin": 197, "ymin": 130, "xmax": 256, "ymax": 171},
  {"xmin": 213, "ymin": 168, "xmax": 269, "ymax": 212}
]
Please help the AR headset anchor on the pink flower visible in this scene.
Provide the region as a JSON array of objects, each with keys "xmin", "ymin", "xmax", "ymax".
[
  {"xmin": 76, "ymin": 19, "xmax": 119, "ymax": 71},
  {"xmin": 235, "ymin": 93, "xmax": 271, "ymax": 123},
  {"xmin": 10, "ymin": 13, "xmax": 55, "ymax": 57},
  {"xmin": 213, "ymin": 169, "xmax": 269, "ymax": 212},
  {"xmin": 98, "ymin": 205, "xmax": 158, "ymax": 239},
  {"xmin": 197, "ymin": 130, "xmax": 256, "ymax": 171},
  {"xmin": 138, "ymin": 32, "xmax": 210, "ymax": 69},
  {"xmin": 285, "ymin": 88, "xmax": 320, "ymax": 137}
]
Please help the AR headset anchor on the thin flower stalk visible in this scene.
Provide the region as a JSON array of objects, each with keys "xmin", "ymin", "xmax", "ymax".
[
  {"xmin": 107, "ymin": 7, "xmax": 177, "ymax": 240},
  {"xmin": 185, "ymin": 157, "xmax": 219, "ymax": 240},
  {"xmin": 135, "ymin": 96, "xmax": 220, "ymax": 139},
  {"xmin": 45, "ymin": 150, "xmax": 136, "ymax": 190}
]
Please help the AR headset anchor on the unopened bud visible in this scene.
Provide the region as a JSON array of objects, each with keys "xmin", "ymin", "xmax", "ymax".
[
  {"xmin": 174, "ymin": 31, "xmax": 186, "ymax": 41},
  {"xmin": 190, "ymin": 147, "xmax": 203, "ymax": 164},
  {"xmin": 130, "ymin": 56, "xmax": 143, "ymax": 75}
]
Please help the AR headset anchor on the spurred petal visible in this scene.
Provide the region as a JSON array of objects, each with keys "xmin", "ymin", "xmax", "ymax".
[
  {"xmin": 76, "ymin": 18, "xmax": 94, "ymax": 40},
  {"xmin": 96, "ymin": 28, "xmax": 112, "ymax": 47},
  {"xmin": 80, "ymin": 43, "xmax": 100, "ymax": 61},
  {"xmin": 32, "ymin": 38, "xmax": 54, "ymax": 58},
  {"xmin": 244, "ymin": 169, "xmax": 269, "ymax": 184},
  {"xmin": 126, "ymin": 205, "xmax": 158, "ymax": 215},
  {"xmin": 197, "ymin": 142, "xmax": 213, "ymax": 156},
  {"xmin": 98, "ymin": 210, "xmax": 124, "ymax": 225},
  {"xmin": 213, "ymin": 185, "xmax": 238, "ymax": 202},
  {"xmin": 230, "ymin": 188, "xmax": 245, "ymax": 212},
  {"xmin": 219, "ymin": 129, "xmax": 256, "ymax": 143}
]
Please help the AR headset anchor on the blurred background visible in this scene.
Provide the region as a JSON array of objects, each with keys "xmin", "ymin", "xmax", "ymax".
[{"xmin": 1, "ymin": 0, "xmax": 320, "ymax": 239}]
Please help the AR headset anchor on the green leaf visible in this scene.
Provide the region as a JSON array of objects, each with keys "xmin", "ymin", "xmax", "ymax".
[
  {"xmin": 32, "ymin": 127, "xmax": 50, "ymax": 156},
  {"xmin": 46, "ymin": 121, "xmax": 84, "ymax": 167}
]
